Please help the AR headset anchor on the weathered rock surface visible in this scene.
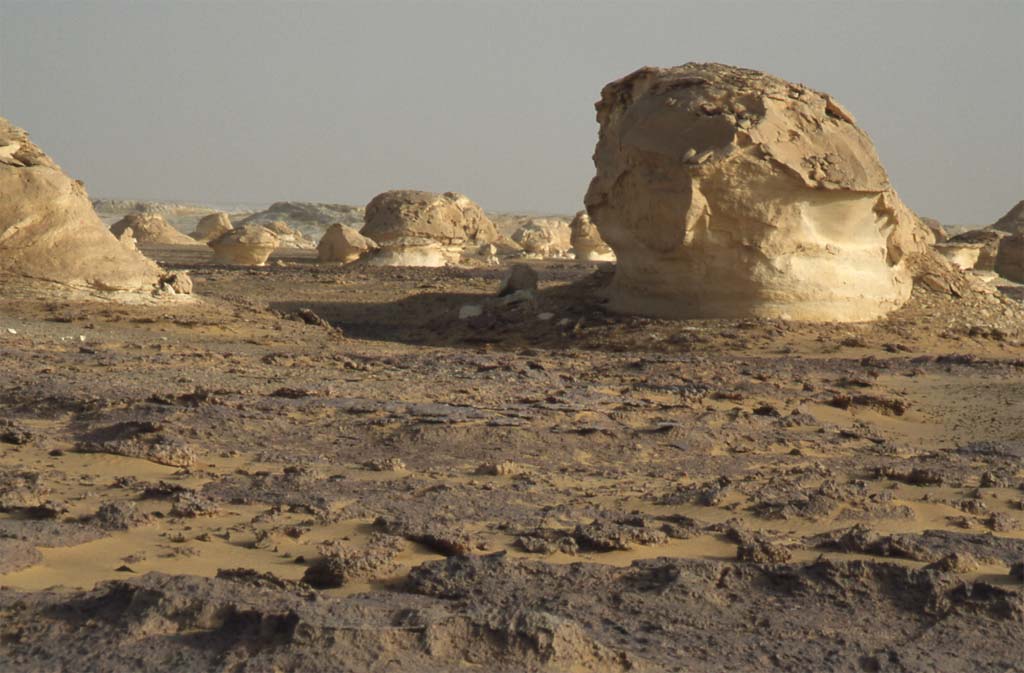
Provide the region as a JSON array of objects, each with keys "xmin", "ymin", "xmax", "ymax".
[
  {"xmin": 208, "ymin": 224, "xmax": 280, "ymax": 266},
  {"xmin": 316, "ymin": 223, "xmax": 378, "ymax": 264},
  {"xmin": 994, "ymin": 232, "xmax": 1024, "ymax": 282},
  {"xmin": 511, "ymin": 218, "xmax": 572, "ymax": 258},
  {"xmin": 921, "ymin": 216, "xmax": 948, "ymax": 243},
  {"xmin": 948, "ymin": 229, "xmax": 1007, "ymax": 272},
  {"xmin": 583, "ymin": 63, "xmax": 934, "ymax": 322},
  {"xmin": 239, "ymin": 201, "xmax": 364, "ymax": 229},
  {"xmin": 110, "ymin": 213, "xmax": 201, "ymax": 246},
  {"xmin": 262, "ymin": 220, "xmax": 315, "ymax": 249},
  {"xmin": 361, "ymin": 190, "xmax": 498, "ymax": 266},
  {"xmin": 190, "ymin": 212, "xmax": 233, "ymax": 242},
  {"xmin": 991, "ymin": 200, "xmax": 1024, "ymax": 235},
  {"xmin": 934, "ymin": 242, "xmax": 984, "ymax": 271},
  {"xmin": 0, "ymin": 117, "xmax": 162, "ymax": 291},
  {"xmin": 570, "ymin": 210, "xmax": 616, "ymax": 262}
]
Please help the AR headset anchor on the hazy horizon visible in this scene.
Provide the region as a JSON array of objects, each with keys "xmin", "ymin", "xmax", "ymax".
[{"xmin": 1, "ymin": 0, "xmax": 1021, "ymax": 226}]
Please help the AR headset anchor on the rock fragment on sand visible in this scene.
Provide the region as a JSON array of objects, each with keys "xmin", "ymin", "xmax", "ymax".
[{"xmin": 208, "ymin": 224, "xmax": 280, "ymax": 266}]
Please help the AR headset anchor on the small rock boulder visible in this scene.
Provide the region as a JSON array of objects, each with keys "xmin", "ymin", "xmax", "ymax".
[
  {"xmin": 511, "ymin": 218, "xmax": 572, "ymax": 258},
  {"xmin": 499, "ymin": 263, "xmax": 538, "ymax": 296},
  {"xmin": 317, "ymin": 223, "xmax": 378, "ymax": 264},
  {"xmin": 570, "ymin": 210, "xmax": 615, "ymax": 262},
  {"xmin": 190, "ymin": 212, "xmax": 233, "ymax": 242},
  {"xmin": 262, "ymin": 220, "xmax": 314, "ymax": 249},
  {"xmin": 110, "ymin": 213, "xmax": 200, "ymax": 246},
  {"xmin": 208, "ymin": 224, "xmax": 280, "ymax": 265}
]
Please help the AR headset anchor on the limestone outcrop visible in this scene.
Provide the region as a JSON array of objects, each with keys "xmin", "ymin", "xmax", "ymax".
[
  {"xmin": 208, "ymin": 225, "xmax": 280, "ymax": 265},
  {"xmin": 570, "ymin": 210, "xmax": 615, "ymax": 262},
  {"xmin": 994, "ymin": 233, "xmax": 1024, "ymax": 282},
  {"xmin": 0, "ymin": 117, "xmax": 162, "ymax": 291},
  {"xmin": 947, "ymin": 229, "xmax": 1006, "ymax": 271},
  {"xmin": 933, "ymin": 243, "xmax": 983, "ymax": 271},
  {"xmin": 190, "ymin": 212, "xmax": 234, "ymax": 242},
  {"xmin": 583, "ymin": 63, "xmax": 933, "ymax": 322},
  {"xmin": 920, "ymin": 217, "xmax": 948, "ymax": 243},
  {"xmin": 110, "ymin": 213, "xmax": 200, "ymax": 246},
  {"xmin": 512, "ymin": 218, "xmax": 572, "ymax": 258},
  {"xmin": 361, "ymin": 190, "xmax": 498, "ymax": 266},
  {"xmin": 317, "ymin": 224, "xmax": 378, "ymax": 264}
]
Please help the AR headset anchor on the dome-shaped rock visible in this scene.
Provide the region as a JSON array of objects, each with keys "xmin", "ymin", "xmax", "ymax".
[
  {"xmin": 583, "ymin": 63, "xmax": 932, "ymax": 322},
  {"xmin": 190, "ymin": 212, "xmax": 233, "ymax": 242},
  {"xmin": 317, "ymin": 224, "xmax": 378, "ymax": 264},
  {"xmin": 208, "ymin": 224, "xmax": 280, "ymax": 265},
  {"xmin": 110, "ymin": 213, "xmax": 200, "ymax": 246},
  {"xmin": 0, "ymin": 117, "xmax": 162, "ymax": 291}
]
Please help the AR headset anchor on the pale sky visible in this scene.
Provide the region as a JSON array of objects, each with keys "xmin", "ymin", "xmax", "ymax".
[{"xmin": 1, "ymin": 0, "xmax": 1021, "ymax": 225}]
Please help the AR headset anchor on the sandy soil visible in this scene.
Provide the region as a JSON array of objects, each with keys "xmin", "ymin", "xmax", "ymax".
[{"xmin": 1, "ymin": 245, "xmax": 1022, "ymax": 672}]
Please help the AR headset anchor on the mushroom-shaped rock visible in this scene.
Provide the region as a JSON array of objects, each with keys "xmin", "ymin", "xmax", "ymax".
[
  {"xmin": 110, "ymin": 213, "xmax": 200, "ymax": 246},
  {"xmin": 995, "ymin": 233, "xmax": 1024, "ymax": 283},
  {"xmin": 511, "ymin": 218, "xmax": 572, "ymax": 258},
  {"xmin": 208, "ymin": 224, "xmax": 280, "ymax": 265},
  {"xmin": 932, "ymin": 242, "xmax": 983, "ymax": 271},
  {"xmin": 947, "ymin": 229, "xmax": 1007, "ymax": 272},
  {"xmin": 0, "ymin": 117, "xmax": 162, "ymax": 291},
  {"xmin": 584, "ymin": 63, "xmax": 932, "ymax": 322},
  {"xmin": 317, "ymin": 224, "xmax": 378, "ymax": 264},
  {"xmin": 570, "ymin": 210, "xmax": 615, "ymax": 262},
  {"xmin": 360, "ymin": 190, "xmax": 498, "ymax": 266},
  {"xmin": 190, "ymin": 212, "xmax": 233, "ymax": 242},
  {"xmin": 362, "ymin": 237, "xmax": 450, "ymax": 268}
]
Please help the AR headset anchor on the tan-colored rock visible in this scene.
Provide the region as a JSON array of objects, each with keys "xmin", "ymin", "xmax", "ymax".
[
  {"xmin": 317, "ymin": 224, "xmax": 378, "ymax": 264},
  {"xmin": 920, "ymin": 217, "xmax": 948, "ymax": 243},
  {"xmin": 948, "ymin": 229, "xmax": 1007, "ymax": 271},
  {"xmin": 110, "ymin": 213, "xmax": 200, "ymax": 246},
  {"xmin": 511, "ymin": 218, "xmax": 572, "ymax": 258},
  {"xmin": 117, "ymin": 228, "xmax": 138, "ymax": 251},
  {"xmin": 0, "ymin": 117, "xmax": 162, "ymax": 291},
  {"xmin": 933, "ymin": 243, "xmax": 983, "ymax": 271},
  {"xmin": 570, "ymin": 210, "xmax": 615, "ymax": 262},
  {"xmin": 190, "ymin": 212, "xmax": 233, "ymax": 242},
  {"xmin": 994, "ymin": 233, "xmax": 1024, "ymax": 282},
  {"xmin": 583, "ymin": 63, "xmax": 932, "ymax": 322},
  {"xmin": 208, "ymin": 224, "xmax": 280, "ymax": 265},
  {"xmin": 361, "ymin": 190, "xmax": 498, "ymax": 266},
  {"xmin": 262, "ymin": 220, "xmax": 314, "ymax": 249}
]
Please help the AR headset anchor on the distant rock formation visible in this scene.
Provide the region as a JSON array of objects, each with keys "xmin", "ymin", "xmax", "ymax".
[
  {"xmin": 190, "ymin": 212, "xmax": 234, "ymax": 242},
  {"xmin": 947, "ymin": 229, "xmax": 1007, "ymax": 271},
  {"xmin": 994, "ymin": 233, "xmax": 1024, "ymax": 283},
  {"xmin": 0, "ymin": 116, "xmax": 162, "ymax": 291},
  {"xmin": 584, "ymin": 63, "xmax": 933, "ymax": 322},
  {"xmin": 570, "ymin": 210, "xmax": 615, "ymax": 262},
  {"xmin": 110, "ymin": 213, "xmax": 201, "ymax": 246},
  {"xmin": 360, "ymin": 190, "xmax": 499, "ymax": 267},
  {"xmin": 208, "ymin": 225, "xmax": 280, "ymax": 265},
  {"xmin": 920, "ymin": 217, "xmax": 948, "ymax": 243},
  {"xmin": 239, "ymin": 202, "xmax": 364, "ymax": 229},
  {"xmin": 317, "ymin": 224, "xmax": 378, "ymax": 264},
  {"xmin": 932, "ymin": 242, "xmax": 983, "ymax": 271},
  {"xmin": 512, "ymin": 218, "xmax": 572, "ymax": 258},
  {"xmin": 991, "ymin": 201, "xmax": 1024, "ymax": 235},
  {"xmin": 261, "ymin": 220, "xmax": 315, "ymax": 249}
]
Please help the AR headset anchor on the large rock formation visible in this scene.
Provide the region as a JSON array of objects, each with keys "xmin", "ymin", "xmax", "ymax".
[
  {"xmin": 360, "ymin": 190, "xmax": 499, "ymax": 267},
  {"xmin": 208, "ymin": 225, "xmax": 280, "ymax": 265},
  {"xmin": 994, "ymin": 233, "xmax": 1024, "ymax": 283},
  {"xmin": 190, "ymin": 212, "xmax": 234, "ymax": 242},
  {"xmin": 570, "ymin": 210, "xmax": 616, "ymax": 262},
  {"xmin": 317, "ymin": 224, "xmax": 378, "ymax": 264},
  {"xmin": 583, "ymin": 63, "xmax": 933, "ymax": 322},
  {"xmin": 110, "ymin": 213, "xmax": 200, "ymax": 246},
  {"xmin": 239, "ymin": 202, "xmax": 365, "ymax": 229},
  {"xmin": 991, "ymin": 201, "xmax": 1024, "ymax": 235},
  {"xmin": 511, "ymin": 218, "xmax": 572, "ymax": 258},
  {"xmin": 0, "ymin": 117, "xmax": 162, "ymax": 291}
]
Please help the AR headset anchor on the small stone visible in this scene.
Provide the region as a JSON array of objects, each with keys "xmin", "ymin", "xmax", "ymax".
[{"xmin": 458, "ymin": 304, "xmax": 483, "ymax": 320}]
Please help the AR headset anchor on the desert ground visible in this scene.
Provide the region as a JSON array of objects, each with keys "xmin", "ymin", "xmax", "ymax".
[{"xmin": 1, "ymin": 242, "xmax": 1023, "ymax": 672}]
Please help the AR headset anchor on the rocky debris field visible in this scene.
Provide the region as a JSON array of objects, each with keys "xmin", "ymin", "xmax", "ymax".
[{"xmin": 1, "ymin": 246, "xmax": 1022, "ymax": 672}]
